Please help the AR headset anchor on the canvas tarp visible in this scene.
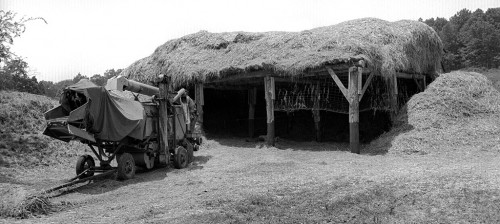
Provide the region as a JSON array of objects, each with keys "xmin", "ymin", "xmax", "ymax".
[
  {"xmin": 84, "ymin": 86, "xmax": 147, "ymax": 141},
  {"xmin": 61, "ymin": 79, "xmax": 148, "ymax": 141},
  {"xmin": 65, "ymin": 79, "xmax": 98, "ymax": 93}
]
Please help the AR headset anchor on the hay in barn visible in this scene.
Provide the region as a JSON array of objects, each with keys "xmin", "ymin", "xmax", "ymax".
[
  {"xmin": 121, "ymin": 18, "xmax": 443, "ymax": 87},
  {"xmin": 368, "ymin": 71, "xmax": 500, "ymax": 154}
]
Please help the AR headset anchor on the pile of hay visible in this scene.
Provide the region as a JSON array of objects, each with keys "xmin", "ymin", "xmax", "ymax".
[
  {"xmin": 369, "ymin": 71, "xmax": 500, "ymax": 154},
  {"xmin": 408, "ymin": 71, "xmax": 500, "ymax": 129},
  {"xmin": 0, "ymin": 91, "xmax": 87, "ymax": 167},
  {"xmin": 121, "ymin": 18, "xmax": 442, "ymax": 87},
  {"xmin": 0, "ymin": 187, "xmax": 52, "ymax": 218}
]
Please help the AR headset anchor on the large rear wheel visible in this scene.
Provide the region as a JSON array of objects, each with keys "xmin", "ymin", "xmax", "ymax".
[
  {"xmin": 75, "ymin": 155, "xmax": 95, "ymax": 179},
  {"xmin": 173, "ymin": 146, "xmax": 188, "ymax": 169},
  {"xmin": 117, "ymin": 153, "xmax": 136, "ymax": 180}
]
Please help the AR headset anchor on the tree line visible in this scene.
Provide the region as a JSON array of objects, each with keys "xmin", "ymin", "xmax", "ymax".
[
  {"xmin": 420, "ymin": 8, "xmax": 500, "ymax": 71},
  {"xmin": 0, "ymin": 10, "xmax": 124, "ymax": 98},
  {"xmin": 39, "ymin": 69, "xmax": 123, "ymax": 98}
]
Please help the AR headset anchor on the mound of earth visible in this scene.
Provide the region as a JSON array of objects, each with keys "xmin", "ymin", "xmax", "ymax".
[
  {"xmin": 369, "ymin": 71, "xmax": 500, "ymax": 154},
  {"xmin": 0, "ymin": 91, "xmax": 86, "ymax": 167}
]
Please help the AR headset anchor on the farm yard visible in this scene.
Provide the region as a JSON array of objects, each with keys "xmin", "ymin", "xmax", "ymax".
[
  {"xmin": 1, "ymin": 4, "xmax": 500, "ymax": 223},
  {"xmin": 2, "ymin": 133, "xmax": 500, "ymax": 223},
  {"xmin": 2, "ymin": 70, "xmax": 500, "ymax": 223}
]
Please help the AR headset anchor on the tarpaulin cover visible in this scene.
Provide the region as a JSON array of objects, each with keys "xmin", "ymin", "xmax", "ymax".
[
  {"xmin": 61, "ymin": 80, "xmax": 147, "ymax": 141},
  {"xmin": 65, "ymin": 79, "xmax": 98, "ymax": 93},
  {"xmin": 84, "ymin": 87, "xmax": 146, "ymax": 141}
]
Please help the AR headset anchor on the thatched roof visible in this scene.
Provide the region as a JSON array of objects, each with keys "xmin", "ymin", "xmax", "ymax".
[{"xmin": 121, "ymin": 18, "xmax": 443, "ymax": 86}]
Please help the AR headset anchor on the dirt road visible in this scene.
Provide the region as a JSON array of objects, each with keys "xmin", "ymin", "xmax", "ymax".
[{"xmin": 3, "ymin": 138, "xmax": 500, "ymax": 223}]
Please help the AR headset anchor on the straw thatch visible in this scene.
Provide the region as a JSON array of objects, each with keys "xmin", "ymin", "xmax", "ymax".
[{"xmin": 121, "ymin": 18, "xmax": 443, "ymax": 87}]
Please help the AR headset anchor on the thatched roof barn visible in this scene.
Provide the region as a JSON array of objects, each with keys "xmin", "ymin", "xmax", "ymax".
[{"xmin": 121, "ymin": 18, "xmax": 443, "ymax": 153}]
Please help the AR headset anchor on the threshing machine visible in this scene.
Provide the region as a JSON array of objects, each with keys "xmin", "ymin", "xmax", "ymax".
[{"xmin": 42, "ymin": 75, "xmax": 202, "ymax": 180}]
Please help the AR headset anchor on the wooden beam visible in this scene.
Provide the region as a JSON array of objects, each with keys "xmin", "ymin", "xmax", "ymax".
[
  {"xmin": 313, "ymin": 81, "xmax": 321, "ymax": 142},
  {"xmin": 304, "ymin": 63, "xmax": 372, "ymax": 76},
  {"xmin": 359, "ymin": 72, "xmax": 374, "ymax": 102},
  {"xmin": 326, "ymin": 66, "xmax": 349, "ymax": 102},
  {"xmin": 348, "ymin": 67, "xmax": 360, "ymax": 154},
  {"xmin": 204, "ymin": 71, "xmax": 267, "ymax": 84},
  {"xmin": 413, "ymin": 76, "xmax": 423, "ymax": 92},
  {"xmin": 391, "ymin": 75, "xmax": 399, "ymax": 119},
  {"xmin": 423, "ymin": 76, "xmax": 427, "ymax": 89},
  {"xmin": 395, "ymin": 72, "xmax": 425, "ymax": 79},
  {"xmin": 358, "ymin": 70, "xmax": 363, "ymax": 95},
  {"xmin": 157, "ymin": 75, "xmax": 171, "ymax": 165},
  {"xmin": 203, "ymin": 85, "xmax": 255, "ymax": 90},
  {"xmin": 248, "ymin": 87, "xmax": 257, "ymax": 138},
  {"xmin": 274, "ymin": 77, "xmax": 315, "ymax": 84},
  {"xmin": 195, "ymin": 83, "xmax": 204, "ymax": 128},
  {"xmin": 264, "ymin": 76, "xmax": 275, "ymax": 146}
]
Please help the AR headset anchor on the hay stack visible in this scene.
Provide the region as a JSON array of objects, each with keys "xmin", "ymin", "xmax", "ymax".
[
  {"xmin": 0, "ymin": 187, "xmax": 52, "ymax": 218},
  {"xmin": 121, "ymin": 18, "xmax": 443, "ymax": 87},
  {"xmin": 369, "ymin": 71, "xmax": 500, "ymax": 154},
  {"xmin": 0, "ymin": 91, "xmax": 87, "ymax": 167},
  {"xmin": 408, "ymin": 71, "xmax": 500, "ymax": 130}
]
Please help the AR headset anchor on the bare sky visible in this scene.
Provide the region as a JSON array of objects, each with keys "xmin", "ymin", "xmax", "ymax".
[{"xmin": 2, "ymin": 0, "xmax": 499, "ymax": 82}]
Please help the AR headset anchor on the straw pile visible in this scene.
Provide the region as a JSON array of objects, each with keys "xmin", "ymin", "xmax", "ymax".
[
  {"xmin": 407, "ymin": 71, "xmax": 500, "ymax": 130},
  {"xmin": 121, "ymin": 18, "xmax": 443, "ymax": 87},
  {"xmin": 0, "ymin": 187, "xmax": 52, "ymax": 218},
  {"xmin": 369, "ymin": 71, "xmax": 500, "ymax": 154},
  {"xmin": 0, "ymin": 91, "xmax": 87, "ymax": 167}
]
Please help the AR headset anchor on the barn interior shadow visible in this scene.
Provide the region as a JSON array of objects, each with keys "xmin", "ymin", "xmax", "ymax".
[
  {"xmin": 203, "ymin": 108, "xmax": 393, "ymax": 155},
  {"xmin": 361, "ymin": 108, "xmax": 413, "ymax": 156}
]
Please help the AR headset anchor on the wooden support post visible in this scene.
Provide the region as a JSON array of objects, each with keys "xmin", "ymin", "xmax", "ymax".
[
  {"xmin": 348, "ymin": 67, "xmax": 360, "ymax": 154},
  {"xmin": 359, "ymin": 72, "xmax": 374, "ymax": 102},
  {"xmin": 326, "ymin": 66, "xmax": 348, "ymax": 100},
  {"xmin": 423, "ymin": 76, "xmax": 427, "ymax": 90},
  {"xmin": 391, "ymin": 75, "xmax": 399, "ymax": 119},
  {"xmin": 264, "ymin": 76, "xmax": 275, "ymax": 146},
  {"xmin": 313, "ymin": 81, "xmax": 321, "ymax": 142},
  {"xmin": 157, "ymin": 74, "xmax": 171, "ymax": 165},
  {"xmin": 413, "ymin": 76, "xmax": 423, "ymax": 92},
  {"xmin": 248, "ymin": 87, "xmax": 257, "ymax": 138},
  {"xmin": 195, "ymin": 83, "xmax": 204, "ymax": 132}
]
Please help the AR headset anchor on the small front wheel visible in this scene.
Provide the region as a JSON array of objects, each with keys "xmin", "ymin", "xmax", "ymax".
[
  {"xmin": 173, "ymin": 146, "xmax": 188, "ymax": 169},
  {"xmin": 75, "ymin": 155, "xmax": 95, "ymax": 179},
  {"xmin": 117, "ymin": 153, "xmax": 136, "ymax": 180}
]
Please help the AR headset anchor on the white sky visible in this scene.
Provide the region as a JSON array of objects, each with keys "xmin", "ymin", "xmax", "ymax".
[{"xmin": 2, "ymin": 0, "xmax": 499, "ymax": 82}]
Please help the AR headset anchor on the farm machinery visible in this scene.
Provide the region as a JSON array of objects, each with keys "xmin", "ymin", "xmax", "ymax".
[{"xmin": 42, "ymin": 75, "xmax": 202, "ymax": 180}]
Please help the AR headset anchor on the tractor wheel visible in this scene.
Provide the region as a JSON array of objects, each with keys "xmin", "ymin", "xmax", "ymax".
[
  {"xmin": 117, "ymin": 153, "xmax": 136, "ymax": 180},
  {"xmin": 75, "ymin": 155, "xmax": 95, "ymax": 179},
  {"xmin": 173, "ymin": 146, "xmax": 188, "ymax": 169}
]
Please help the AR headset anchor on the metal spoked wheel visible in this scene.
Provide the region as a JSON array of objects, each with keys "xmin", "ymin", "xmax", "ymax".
[
  {"xmin": 75, "ymin": 155, "xmax": 95, "ymax": 179},
  {"xmin": 117, "ymin": 153, "xmax": 136, "ymax": 180}
]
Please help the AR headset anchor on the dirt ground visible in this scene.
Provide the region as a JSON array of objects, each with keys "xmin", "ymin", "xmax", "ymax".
[{"xmin": 2, "ymin": 137, "xmax": 500, "ymax": 223}]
